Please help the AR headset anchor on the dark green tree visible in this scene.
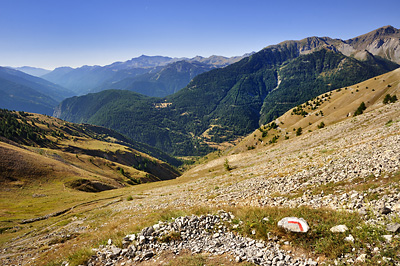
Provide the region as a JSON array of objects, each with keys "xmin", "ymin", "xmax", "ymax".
[
  {"xmin": 354, "ymin": 102, "xmax": 366, "ymax": 116},
  {"xmin": 383, "ymin": 94, "xmax": 392, "ymax": 104},
  {"xmin": 296, "ymin": 127, "xmax": 303, "ymax": 136}
]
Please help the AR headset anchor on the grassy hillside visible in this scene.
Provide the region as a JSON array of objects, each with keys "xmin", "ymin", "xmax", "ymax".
[{"xmin": 0, "ymin": 110, "xmax": 180, "ymax": 192}]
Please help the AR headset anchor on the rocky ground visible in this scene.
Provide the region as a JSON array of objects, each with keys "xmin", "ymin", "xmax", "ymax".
[
  {"xmin": 88, "ymin": 211, "xmax": 318, "ymax": 266},
  {"xmin": 1, "ymin": 101, "xmax": 400, "ymax": 265}
]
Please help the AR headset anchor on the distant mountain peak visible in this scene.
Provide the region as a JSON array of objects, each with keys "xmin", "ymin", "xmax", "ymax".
[
  {"xmin": 348, "ymin": 25, "xmax": 400, "ymax": 42},
  {"xmin": 373, "ymin": 25, "xmax": 399, "ymax": 35}
]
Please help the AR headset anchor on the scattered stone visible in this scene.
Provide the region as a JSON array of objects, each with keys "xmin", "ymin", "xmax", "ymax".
[
  {"xmin": 392, "ymin": 203, "xmax": 400, "ymax": 211},
  {"xmin": 344, "ymin": 234, "xmax": 355, "ymax": 243},
  {"xmin": 386, "ymin": 223, "xmax": 400, "ymax": 233},
  {"xmin": 355, "ymin": 254, "xmax": 367, "ymax": 263},
  {"xmin": 330, "ymin": 225, "xmax": 348, "ymax": 233},
  {"xmin": 255, "ymin": 242, "xmax": 264, "ymax": 248},
  {"xmin": 380, "ymin": 206, "xmax": 392, "ymax": 215},
  {"xmin": 124, "ymin": 234, "xmax": 136, "ymax": 242},
  {"xmin": 142, "ymin": 250, "xmax": 154, "ymax": 260},
  {"xmin": 153, "ymin": 223, "xmax": 160, "ymax": 231},
  {"xmin": 107, "ymin": 239, "xmax": 112, "ymax": 245},
  {"xmin": 383, "ymin": 235, "xmax": 393, "ymax": 243},
  {"xmin": 277, "ymin": 217, "xmax": 309, "ymax": 233}
]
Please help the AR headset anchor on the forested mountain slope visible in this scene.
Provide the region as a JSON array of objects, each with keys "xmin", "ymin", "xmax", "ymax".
[{"xmin": 55, "ymin": 26, "xmax": 400, "ymax": 156}]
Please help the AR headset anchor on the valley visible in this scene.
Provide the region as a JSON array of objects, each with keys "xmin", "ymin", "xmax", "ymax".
[
  {"xmin": 54, "ymin": 26, "xmax": 400, "ymax": 156},
  {"xmin": 1, "ymin": 25, "xmax": 400, "ymax": 266},
  {"xmin": 0, "ymin": 67, "xmax": 399, "ymax": 265}
]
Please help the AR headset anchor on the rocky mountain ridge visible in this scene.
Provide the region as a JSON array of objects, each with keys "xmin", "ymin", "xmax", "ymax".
[{"xmin": 273, "ymin": 25, "xmax": 400, "ymax": 63}]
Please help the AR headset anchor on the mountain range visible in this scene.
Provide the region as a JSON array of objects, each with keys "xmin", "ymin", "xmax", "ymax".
[
  {"xmin": 0, "ymin": 53, "xmax": 249, "ymax": 116},
  {"xmin": 55, "ymin": 26, "xmax": 400, "ymax": 156},
  {"xmin": 41, "ymin": 54, "xmax": 251, "ymax": 96}
]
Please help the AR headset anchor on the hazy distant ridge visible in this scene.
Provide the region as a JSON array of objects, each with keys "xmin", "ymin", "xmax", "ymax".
[{"xmin": 41, "ymin": 54, "xmax": 251, "ymax": 96}]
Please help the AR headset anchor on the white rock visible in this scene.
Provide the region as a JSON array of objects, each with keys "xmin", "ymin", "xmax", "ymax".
[
  {"xmin": 153, "ymin": 224, "xmax": 160, "ymax": 231},
  {"xmin": 256, "ymin": 242, "xmax": 264, "ymax": 248},
  {"xmin": 277, "ymin": 217, "xmax": 309, "ymax": 233},
  {"xmin": 355, "ymin": 254, "xmax": 367, "ymax": 263},
  {"xmin": 383, "ymin": 235, "xmax": 392, "ymax": 243},
  {"xmin": 330, "ymin": 225, "xmax": 349, "ymax": 233},
  {"xmin": 107, "ymin": 239, "xmax": 112, "ymax": 245},
  {"xmin": 386, "ymin": 223, "xmax": 400, "ymax": 233},
  {"xmin": 125, "ymin": 234, "xmax": 136, "ymax": 241},
  {"xmin": 392, "ymin": 202, "xmax": 400, "ymax": 211},
  {"xmin": 213, "ymin": 233, "xmax": 220, "ymax": 238},
  {"xmin": 344, "ymin": 234, "xmax": 354, "ymax": 243}
]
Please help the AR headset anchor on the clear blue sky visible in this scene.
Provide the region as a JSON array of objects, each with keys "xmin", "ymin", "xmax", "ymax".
[{"xmin": 1, "ymin": 0, "xmax": 399, "ymax": 69}]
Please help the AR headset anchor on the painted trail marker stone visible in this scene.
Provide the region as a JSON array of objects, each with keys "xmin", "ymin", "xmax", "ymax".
[{"xmin": 277, "ymin": 217, "xmax": 309, "ymax": 233}]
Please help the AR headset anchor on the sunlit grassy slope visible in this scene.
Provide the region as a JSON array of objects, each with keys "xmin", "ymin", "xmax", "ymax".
[{"xmin": 233, "ymin": 67, "xmax": 400, "ymax": 153}]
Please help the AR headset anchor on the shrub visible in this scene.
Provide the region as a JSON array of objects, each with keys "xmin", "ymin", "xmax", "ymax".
[
  {"xmin": 296, "ymin": 127, "xmax": 303, "ymax": 136},
  {"xmin": 383, "ymin": 94, "xmax": 398, "ymax": 104},
  {"xmin": 224, "ymin": 159, "xmax": 232, "ymax": 171},
  {"xmin": 126, "ymin": 195, "xmax": 133, "ymax": 201},
  {"xmin": 383, "ymin": 94, "xmax": 392, "ymax": 104},
  {"xmin": 353, "ymin": 102, "xmax": 366, "ymax": 116},
  {"xmin": 317, "ymin": 121, "xmax": 325, "ymax": 129}
]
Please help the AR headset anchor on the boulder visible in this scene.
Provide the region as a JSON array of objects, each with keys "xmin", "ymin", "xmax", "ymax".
[
  {"xmin": 386, "ymin": 223, "xmax": 400, "ymax": 233},
  {"xmin": 277, "ymin": 217, "xmax": 309, "ymax": 233},
  {"xmin": 380, "ymin": 206, "xmax": 392, "ymax": 215},
  {"xmin": 383, "ymin": 235, "xmax": 393, "ymax": 243},
  {"xmin": 330, "ymin": 224, "xmax": 349, "ymax": 233},
  {"xmin": 344, "ymin": 234, "xmax": 354, "ymax": 242}
]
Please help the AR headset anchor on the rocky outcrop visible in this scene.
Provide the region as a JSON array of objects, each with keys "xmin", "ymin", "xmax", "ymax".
[{"xmin": 88, "ymin": 211, "xmax": 318, "ymax": 266}]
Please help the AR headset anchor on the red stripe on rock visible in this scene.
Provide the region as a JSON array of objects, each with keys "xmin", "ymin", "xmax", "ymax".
[{"xmin": 288, "ymin": 220, "xmax": 304, "ymax": 232}]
